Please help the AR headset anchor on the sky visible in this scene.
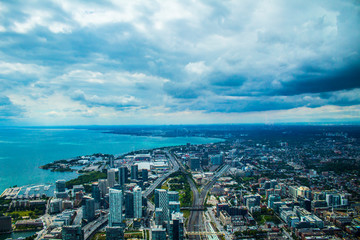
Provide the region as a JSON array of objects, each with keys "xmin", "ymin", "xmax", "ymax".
[{"xmin": 0, "ymin": 0, "xmax": 359, "ymax": 125}]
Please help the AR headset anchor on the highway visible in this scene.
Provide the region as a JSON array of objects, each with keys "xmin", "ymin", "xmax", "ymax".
[
  {"xmin": 183, "ymin": 159, "xmax": 231, "ymax": 240},
  {"xmin": 83, "ymin": 213, "xmax": 108, "ymax": 240},
  {"xmin": 143, "ymin": 150, "xmax": 179, "ymax": 198}
]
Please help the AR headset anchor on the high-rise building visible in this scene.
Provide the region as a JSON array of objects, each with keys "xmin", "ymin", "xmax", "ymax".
[
  {"xmin": 109, "ymin": 188, "xmax": 123, "ymax": 227},
  {"xmin": 155, "ymin": 208, "xmax": 163, "ymax": 226},
  {"xmin": 98, "ymin": 179, "xmax": 108, "ymax": 197},
  {"xmin": 109, "ymin": 155, "xmax": 115, "ymax": 168},
  {"xmin": 133, "ymin": 186, "xmax": 142, "ymax": 219},
  {"xmin": 50, "ymin": 198, "xmax": 63, "ymax": 214},
  {"xmin": 151, "ymin": 228, "xmax": 167, "ymax": 240},
  {"xmin": 62, "ymin": 225, "xmax": 84, "ymax": 240},
  {"xmin": 107, "ymin": 169, "xmax": 117, "ymax": 188},
  {"xmin": 131, "ymin": 165, "xmax": 138, "ymax": 180},
  {"xmin": 92, "ymin": 182, "xmax": 101, "ymax": 203},
  {"xmin": 141, "ymin": 169, "xmax": 148, "ymax": 181},
  {"xmin": 190, "ymin": 157, "xmax": 201, "ymax": 171},
  {"xmin": 168, "ymin": 191, "xmax": 179, "ymax": 202},
  {"xmin": 56, "ymin": 179, "xmax": 66, "ymax": 193},
  {"xmin": 169, "ymin": 212, "xmax": 184, "ymax": 240},
  {"xmin": 168, "ymin": 201, "xmax": 180, "ymax": 217},
  {"xmin": 124, "ymin": 191, "xmax": 134, "ymax": 218},
  {"xmin": 211, "ymin": 154, "xmax": 223, "ymax": 165},
  {"xmin": 106, "ymin": 226, "xmax": 124, "ymax": 240},
  {"xmin": 155, "ymin": 189, "xmax": 168, "ymax": 224},
  {"xmin": 82, "ymin": 196, "xmax": 95, "ymax": 222},
  {"xmin": 118, "ymin": 166, "xmax": 128, "ymax": 186}
]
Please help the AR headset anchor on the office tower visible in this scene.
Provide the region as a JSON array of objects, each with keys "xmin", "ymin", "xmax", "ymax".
[
  {"xmin": 62, "ymin": 225, "xmax": 84, "ymax": 240},
  {"xmin": 98, "ymin": 179, "xmax": 108, "ymax": 197},
  {"xmin": 107, "ymin": 169, "xmax": 117, "ymax": 188},
  {"xmin": 155, "ymin": 189, "xmax": 168, "ymax": 224},
  {"xmin": 190, "ymin": 157, "xmax": 201, "ymax": 171},
  {"xmin": 109, "ymin": 188, "xmax": 123, "ymax": 227},
  {"xmin": 82, "ymin": 196, "xmax": 95, "ymax": 222},
  {"xmin": 106, "ymin": 226, "xmax": 124, "ymax": 240},
  {"xmin": 118, "ymin": 166, "xmax": 128, "ymax": 186},
  {"xmin": 168, "ymin": 201, "xmax": 180, "ymax": 217},
  {"xmin": 155, "ymin": 208, "xmax": 163, "ymax": 226},
  {"xmin": 133, "ymin": 186, "xmax": 142, "ymax": 219},
  {"xmin": 131, "ymin": 165, "xmax": 138, "ymax": 180},
  {"xmin": 141, "ymin": 169, "xmax": 148, "ymax": 181},
  {"xmin": 50, "ymin": 198, "xmax": 63, "ymax": 214},
  {"xmin": 211, "ymin": 154, "xmax": 223, "ymax": 165},
  {"xmin": 169, "ymin": 212, "xmax": 184, "ymax": 240},
  {"xmin": 56, "ymin": 179, "xmax": 66, "ymax": 193},
  {"xmin": 125, "ymin": 191, "xmax": 134, "ymax": 218},
  {"xmin": 268, "ymin": 194, "xmax": 281, "ymax": 209},
  {"xmin": 168, "ymin": 191, "xmax": 179, "ymax": 202},
  {"xmin": 92, "ymin": 182, "xmax": 101, "ymax": 203},
  {"xmin": 109, "ymin": 155, "xmax": 115, "ymax": 168},
  {"xmin": 151, "ymin": 228, "xmax": 167, "ymax": 240}
]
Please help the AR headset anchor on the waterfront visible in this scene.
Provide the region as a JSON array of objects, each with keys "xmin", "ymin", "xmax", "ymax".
[{"xmin": 0, "ymin": 127, "xmax": 222, "ymax": 193}]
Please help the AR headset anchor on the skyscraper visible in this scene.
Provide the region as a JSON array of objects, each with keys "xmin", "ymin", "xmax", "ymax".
[
  {"xmin": 155, "ymin": 189, "xmax": 168, "ymax": 224},
  {"xmin": 190, "ymin": 157, "xmax": 201, "ymax": 171},
  {"xmin": 124, "ymin": 190, "xmax": 134, "ymax": 218},
  {"xmin": 98, "ymin": 179, "xmax": 108, "ymax": 197},
  {"xmin": 107, "ymin": 169, "xmax": 117, "ymax": 188},
  {"xmin": 62, "ymin": 225, "xmax": 84, "ymax": 240},
  {"xmin": 141, "ymin": 169, "xmax": 148, "ymax": 181},
  {"xmin": 92, "ymin": 182, "xmax": 101, "ymax": 203},
  {"xmin": 118, "ymin": 166, "xmax": 128, "ymax": 186},
  {"xmin": 168, "ymin": 191, "xmax": 179, "ymax": 202},
  {"xmin": 56, "ymin": 179, "xmax": 66, "ymax": 193},
  {"xmin": 82, "ymin": 196, "xmax": 95, "ymax": 222},
  {"xmin": 168, "ymin": 201, "xmax": 180, "ymax": 217},
  {"xmin": 109, "ymin": 155, "xmax": 114, "ymax": 168},
  {"xmin": 133, "ymin": 186, "xmax": 142, "ymax": 219},
  {"xmin": 109, "ymin": 188, "xmax": 123, "ymax": 227},
  {"xmin": 131, "ymin": 165, "xmax": 138, "ymax": 180},
  {"xmin": 151, "ymin": 228, "xmax": 167, "ymax": 240},
  {"xmin": 169, "ymin": 212, "xmax": 184, "ymax": 240}
]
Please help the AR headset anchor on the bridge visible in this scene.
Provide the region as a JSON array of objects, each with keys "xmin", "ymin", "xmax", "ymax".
[
  {"xmin": 180, "ymin": 206, "xmax": 206, "ymax": 211},
  {"xmin": 185, "ymin": 231, "xmax": 225, "ymax": 236},
  {"xmin": 83, "ymin": 213, "xmax": 108, "ymax": 240}
]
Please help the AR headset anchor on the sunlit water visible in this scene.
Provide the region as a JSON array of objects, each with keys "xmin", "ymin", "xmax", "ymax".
[{"xmin": 0, "ymin": 127, "xmax": 222, "ymax": 193}]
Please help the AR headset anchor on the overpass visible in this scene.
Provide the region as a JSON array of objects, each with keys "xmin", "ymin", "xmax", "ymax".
[
  {"xmin": 83, "ymin": 213, "xmax": 108, "ymax": 240},
  {"xmin": 180, "ymin": 206, "xmax": 206, "ymax": 211}
]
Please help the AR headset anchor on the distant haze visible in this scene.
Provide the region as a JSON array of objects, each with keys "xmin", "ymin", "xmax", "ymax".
[{"xmin": 0, "ymin": 1, "xmax": 359, "ymax": 125}]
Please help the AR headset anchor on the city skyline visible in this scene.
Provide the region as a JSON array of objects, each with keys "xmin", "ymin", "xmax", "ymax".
[{"xmin": 0, "ymin": 0, "xmax": 359, "ymax": 125}]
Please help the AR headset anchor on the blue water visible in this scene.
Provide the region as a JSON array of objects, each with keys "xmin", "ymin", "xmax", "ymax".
[
  {"xmin": 0, "ymin": 127, "xmax": 222, "ymax": 193},
  {"xmin": 0, "ymin": 230, "xmax": 37, "ymax": 240}
]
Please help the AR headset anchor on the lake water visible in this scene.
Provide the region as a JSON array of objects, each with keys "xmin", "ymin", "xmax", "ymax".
[{"xmin": 0, "ymin": 127, "xmax": 222, "ymax": 193}]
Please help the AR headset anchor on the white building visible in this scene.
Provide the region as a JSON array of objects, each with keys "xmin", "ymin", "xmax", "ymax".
[
  {"xmin": 109, "ymin": 188, "xmax": 123, "ymax": 227},
  {"xmin": 133, "ymin": 186, "xmax": 142, "ymax": 219}
]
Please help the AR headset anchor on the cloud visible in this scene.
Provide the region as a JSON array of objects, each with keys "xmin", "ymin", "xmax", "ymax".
[
  {"xmin": 0, "ymin": 0, "xmax": 359, "ymax": 124},
  {"xmin": 0, "ymin": 96, "xmax": 24, "ymax": 120}
]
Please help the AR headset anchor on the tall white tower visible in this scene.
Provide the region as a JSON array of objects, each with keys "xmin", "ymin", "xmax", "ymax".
[
  {"xmin": 133, "ymin": 186, "xmax": 142, "ymax": 219},
  {"xmin": 109, "ymin": 188, "xmax": 123, "ymax": 227}
]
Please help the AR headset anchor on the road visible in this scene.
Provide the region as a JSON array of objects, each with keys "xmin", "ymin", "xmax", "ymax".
[
  {"xmin": 36, "ymin": 197, "xmax": 53, "ymax": 240},
  {"xmin": 176, "ymin": 154, "xmax": 230, "ymax": 240},
  {"xmin": 143, "ymin": 150, "xmax": 179, "ymax": 198},
  {"xmin": 83, "ymin": 213, "xmax": 108, "ymax": 240}
]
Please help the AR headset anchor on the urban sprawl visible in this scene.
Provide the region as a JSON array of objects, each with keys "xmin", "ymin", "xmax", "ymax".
[{"xmin": 0, "ymin": 127, "xmax": 360, "ymax": 240}]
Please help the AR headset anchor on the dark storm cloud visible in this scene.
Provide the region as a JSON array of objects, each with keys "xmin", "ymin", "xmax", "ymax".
[
  {"xmin": 278, "ymin": 62, "xmax": 360, "ymax": 96},
  {"xmin": 0, "ymin": 0, "xmax": 359, "ymax": 124}
]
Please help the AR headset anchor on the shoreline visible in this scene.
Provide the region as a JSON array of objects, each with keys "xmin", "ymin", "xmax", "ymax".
[{"xmin": 2, "ymin": 137, "xmax": 225, "ymax": 198}]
